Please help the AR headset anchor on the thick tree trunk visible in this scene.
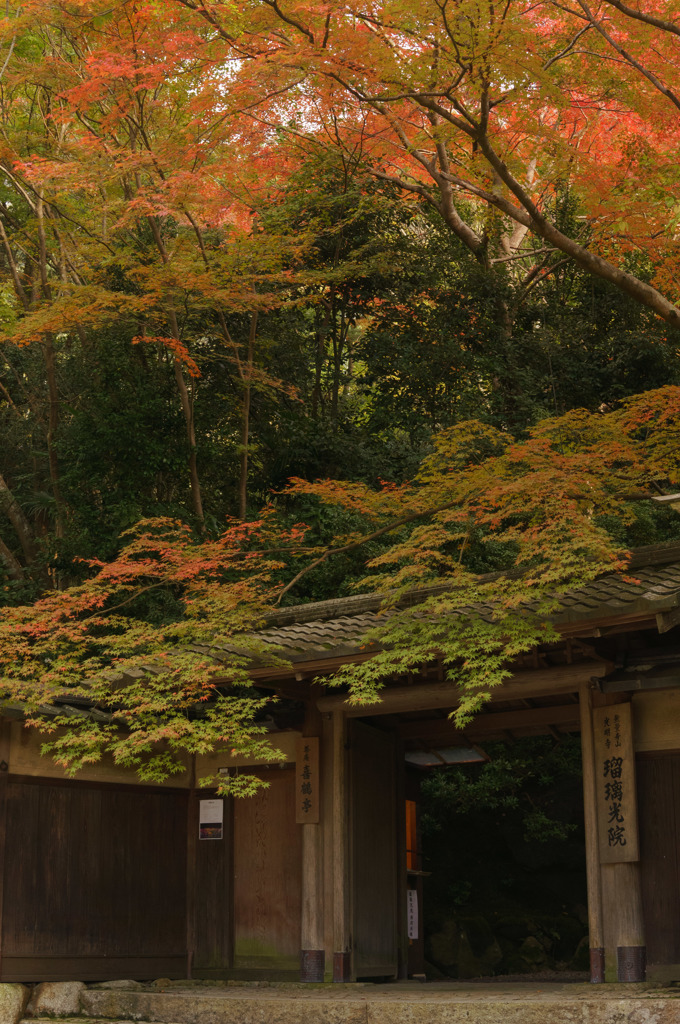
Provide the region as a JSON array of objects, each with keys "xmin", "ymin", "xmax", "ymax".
[
  {"xmin": 35, "ymin": 191, "xmax": 65, "ymax": 540},
  {"xmin": 172, "ymin": 357, "xmax": 204, "ymax": 525},
  {"xmin": 42, "ymin": 336, "xmax": 64, "ymax": 540},
  {"xmin": 146, "ymin": 215, "xmax": 205, "ymax": 527},
  {"xmin": 238, "ymin": 310, "xmax": 258, "ymax": 522},
  {"xmin": 0, "ymin": 535, "xmax": 24, "ymax": 580},
  {"xmin": 0, "ymin": 470, "xmax": 36, "ymax": 565}
]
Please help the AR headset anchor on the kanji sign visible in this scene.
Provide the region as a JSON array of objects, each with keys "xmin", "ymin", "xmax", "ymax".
[
  {"xmin": 593, "ymin": 704, "xmax": 639, "ymax": 863},
  {"xmin": 295, "ymin": 737, "xmax": 320, "ymax": 823},
  {"xmin": 407, "ymin": 889, "xmax": 419, "ymax": 940}
]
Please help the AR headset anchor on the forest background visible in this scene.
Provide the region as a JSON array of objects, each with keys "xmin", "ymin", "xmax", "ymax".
[{"xmin": 0, "ymin": 0, "xmax": 679, "ymax": 790}]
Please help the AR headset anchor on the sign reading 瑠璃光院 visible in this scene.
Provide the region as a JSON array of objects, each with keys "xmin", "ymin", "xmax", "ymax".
[
  {"xmin": 592, "ymin": 703, "xmax": 639, "ymax": 863},
  {"xmin": 295, "ymin": 736, "xmax": 320, "ymax": 824}
]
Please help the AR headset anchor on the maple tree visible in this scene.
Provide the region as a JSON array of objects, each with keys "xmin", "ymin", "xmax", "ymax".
[
  {"xmin": 174, "ymin": 0, "xmax": 680, "ymax": 329},
  {"xmin": 0, "ymin": 1, "xmax": 680, "ymax": 783},
  {"xmin": 280, "ymin": 386, "xmax": 680, "ymax": 720},
  {"xmin": 0, "ymin": 513, "xmax": 315, "ymax": 793},
  {"xmin": 1, "ymin": 386, "xmax": 679, "ymax": 785},
  {"xmin": 0, "ymin": 0, "xmax": 310, "ymax": 531}
]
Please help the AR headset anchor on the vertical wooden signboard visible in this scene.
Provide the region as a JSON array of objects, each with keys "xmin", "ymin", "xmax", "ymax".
[
  {"xmin": 296, "ymin": 737, "xmax": 320, "ymax": 824},
  {"xmin": 592, "ymin": 704, "xmax": 639, "ymax": 863},
  {"xmin": 407, "ymin": 890, "xmax": 419, "ymax": 940}
]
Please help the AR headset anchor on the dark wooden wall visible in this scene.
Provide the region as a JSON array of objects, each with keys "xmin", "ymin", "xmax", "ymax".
[
  {"xmin": 350, "ymin": 721, "xmax": 398, "ymax": 979},
  {"xmin": 188, "ymin": 792, "xmax": 232, "ymax": 975},
  {"xmin": 232, "ymin": 769, "xmax": 302, "ymax": 971},
  {"xmin": 637, "ymin": 753, "xmax": 680, "ymax": 966},
  {"xmin": 0, "ymin": 776, "xmax": 188, "ymax": 981}
]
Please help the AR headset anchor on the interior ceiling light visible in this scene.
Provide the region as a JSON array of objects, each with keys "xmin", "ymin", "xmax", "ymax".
[{"xmin": 405, "ymin": 745, "xmax": 488, "ymax": 768}]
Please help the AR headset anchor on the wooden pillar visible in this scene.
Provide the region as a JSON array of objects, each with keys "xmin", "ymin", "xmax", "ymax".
[
  {"xmin": 300, "ymin": 689, "xmax": 325, "ymax": 982},
  {"xmin": 396, "ymin": 737, "xmax": 408, "ymax": 980},
  {"xmin": 332, "ymin": 709, "xmax": 351, "ymax": 982},
  {"xmin": 592, "ymin": 696, "xmax": 646, "ymax": 982},
  {"xmin": 579, "ymin": 681, "xmax": 605, "ymax": 982},
  {"xmin": 186, "ymin": 755, "xmax": 197, "ymax": 980},
  {"xmin": 601, "ymin": 862, "xmax": 645, "ymax": 981},
  {"xmin": 322, "ymin": 712, "xmax": 335, "ymax": 979},
  {"xmin": 0, "ymin": 719, "xmax": 9, "ymax": 982}
]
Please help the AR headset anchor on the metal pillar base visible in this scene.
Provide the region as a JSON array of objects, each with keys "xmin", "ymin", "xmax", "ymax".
[
  {"xmin": 333, "ymin": 950, "xmax": 351, "ymax": 982},
  {"xmin": 589, "ymin": 947, "xmax": 605, "ymax": 983},
  {"xmin": 300, "ymin": 949, "xmax": 325, "ymax": 982},
  {"xmin": 617, "ymin": 945, "xmax": 646, "ymax": 982}
]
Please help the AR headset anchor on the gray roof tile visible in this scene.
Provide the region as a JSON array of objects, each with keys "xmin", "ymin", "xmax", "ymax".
[{"xmin": 223, "ymin": 552, "xmax": 680, "ymax": 666}]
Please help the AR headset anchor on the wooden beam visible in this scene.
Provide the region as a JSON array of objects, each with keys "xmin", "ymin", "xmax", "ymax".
[
  {"xmin": 656, "ymin": 606, "xmax": 680, "ymax": 634},
  {"xmin": 559, "ymin": 612, "xmax": 659, "ymax": 638},
  {"xmin": 399, "ymin": 722, "xmax": 468, "ymax": 745},
  {"xmin": 317, "ymin": 662, "xmax": 611, "ymax": 717},
  {"xmin": 247, "ymin": 652, "xmax": 377, "ymax": 683},
  {"xmin": 397, "ymin": 703, "xmax": 582, "ymax": 742}
]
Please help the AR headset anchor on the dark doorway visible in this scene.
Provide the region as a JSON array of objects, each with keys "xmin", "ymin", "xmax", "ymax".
[{"xmin": 419, "ymin": 736, "xmax": 589, "ymax": 979}]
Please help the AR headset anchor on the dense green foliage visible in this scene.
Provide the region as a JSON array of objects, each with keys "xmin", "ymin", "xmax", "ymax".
[
  {"xmin": 422, "ymin": 737, "xmax": 590, "ymax": 977},
  {"xmin": 2, "ymin": 174, "xmax": 679, "ymax": 604}
]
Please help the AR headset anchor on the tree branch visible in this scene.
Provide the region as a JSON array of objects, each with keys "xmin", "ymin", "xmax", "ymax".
[
  {"xmin": 599, "ymin": 0, "xmax": 680, "ymax": 37},
  {"xmin": 275, "ymin": 498, "xmax": 465, "ymax": 603},
  {"xmin": 439, "ymin": 134, "xmax": 680, "ymax": 328},
  {"xmin": 575, "ymin": 0, "xmax": 680, "ymax": 111}
]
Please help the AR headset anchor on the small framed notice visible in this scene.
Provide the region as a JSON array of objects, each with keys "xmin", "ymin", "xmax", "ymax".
[
  {"xmin": 199, "ymin": 798, "xmax": 224, "ymax": 840},
  {"xmin": 295, "ymin": 737, "xmax": 320, "ymax": 823}
]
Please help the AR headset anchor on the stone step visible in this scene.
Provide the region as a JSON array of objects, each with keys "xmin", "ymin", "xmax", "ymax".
[{"xmin": 31, "ymin": 983, "xmax": 678, "ymax": 1024}]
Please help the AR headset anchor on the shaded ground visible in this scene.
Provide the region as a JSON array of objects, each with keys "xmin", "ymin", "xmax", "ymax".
[{"xmin": 37, "ymin": 979, "xmax": 680, "ymax": 1024}]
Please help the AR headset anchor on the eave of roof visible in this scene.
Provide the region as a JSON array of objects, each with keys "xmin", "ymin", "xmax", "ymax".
[{"xmin": 210, "ymin": 542, "xmax": 680, "ymax": 676}]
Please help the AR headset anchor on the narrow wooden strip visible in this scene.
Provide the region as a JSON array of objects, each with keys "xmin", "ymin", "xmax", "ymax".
[{"xmin": 579, "ymin": 682, "xmax": 604, "ymax": 958}]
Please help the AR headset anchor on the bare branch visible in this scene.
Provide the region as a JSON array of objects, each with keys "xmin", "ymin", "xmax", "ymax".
[{"xmin": 491, "ymin": 246, "xmax": 558, "ymax": 264}]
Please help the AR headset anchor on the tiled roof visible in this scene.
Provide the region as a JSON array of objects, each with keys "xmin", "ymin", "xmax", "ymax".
[{"xmin": 210, "ymin": 544, "xmax": 680, "ymax": 669}]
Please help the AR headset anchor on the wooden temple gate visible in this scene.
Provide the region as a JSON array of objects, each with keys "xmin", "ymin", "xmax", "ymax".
[{"xmin": 0, "ymin": 544, "xmax": 680, "ymax": 983}]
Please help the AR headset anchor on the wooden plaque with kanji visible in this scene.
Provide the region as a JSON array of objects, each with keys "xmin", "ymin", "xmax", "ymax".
[
  {"xmin": 593, "ymin": 703, "xmax": 639, "ymax": 863},
  {"xmin": 295, "ymin": 737, "xmax": 320, "ymax": 824}
]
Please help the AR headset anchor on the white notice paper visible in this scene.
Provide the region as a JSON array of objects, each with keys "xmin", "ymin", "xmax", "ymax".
[
  {"xmin": 199, "ymin": 798, "xmax": 224, "ymax": 840},
  {"xmin": 407, "ymin": 889, "xmax": 418, "ymax": 940}
]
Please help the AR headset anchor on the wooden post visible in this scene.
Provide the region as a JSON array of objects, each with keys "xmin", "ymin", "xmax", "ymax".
[
  {"xmin": 592, "ymin": 695, "xmax": 646, "ymax": 982},
  {"xmin": 300, "ymin": 690, "xmax": 324, "ymax": 982},
  {"xmin": 601, "ymin": 862, "xmax": 646, "ymax": 982},
  {"xmin": 186, "ymin": 755, "xmax": 197, "ymax": 980},
  {"xmin": 322, "ymin": 712, "xmax": 335, "ymax": 979},
  {"xmin": 332, "ymin": 710, "xmax": 351, "ymax": 982},
  {"xmin": 395, "ymin": 736, "xmax": 409, "ymax": 980},
  {"xmin": 0, "ymin": 719, "xmax": 10, "ymax": 982},
  {"xmin": 579, "ymin": 681, "xmax": 605, "ymax": 982}
]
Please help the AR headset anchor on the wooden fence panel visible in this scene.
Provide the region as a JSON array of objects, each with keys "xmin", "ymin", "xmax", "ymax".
[{"xmin": 0, "ymin": 777, "xmax": 187, "ymax": 980}]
